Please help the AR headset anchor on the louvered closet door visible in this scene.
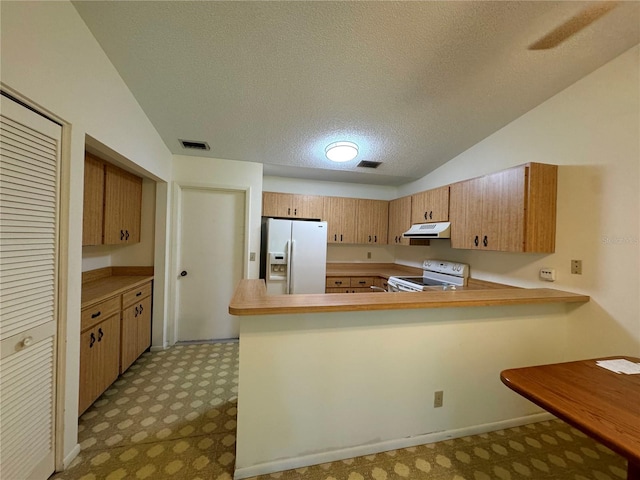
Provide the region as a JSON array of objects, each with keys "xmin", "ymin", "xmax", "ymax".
[{"xmin": 0, "ymin": 94, "xmax": 61, "ymax": 480}]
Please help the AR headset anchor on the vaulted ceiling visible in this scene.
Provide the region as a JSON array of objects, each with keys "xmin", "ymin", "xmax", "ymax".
[{"xmin": 73, "ymin": 1, "xmax": 640, "ymax": 185}]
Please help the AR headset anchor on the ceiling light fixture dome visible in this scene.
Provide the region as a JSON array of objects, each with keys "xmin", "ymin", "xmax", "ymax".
[{"xmin": 325, "ymin": 141, "xmax": 358, "ymax": 162}]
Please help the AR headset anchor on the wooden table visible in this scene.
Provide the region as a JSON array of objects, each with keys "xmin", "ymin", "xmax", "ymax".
[{"xmin": 501, "ymin": 357, "xmax": 640, "ymax": 480}]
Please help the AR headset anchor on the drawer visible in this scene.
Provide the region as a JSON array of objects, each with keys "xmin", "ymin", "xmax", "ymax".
[
  {"xmin": 81, "ymin": 295, "xmax": 120, "ymax": 332},
  {"xmin": 326, "ymin": 277, "xmax": 351, "ymax": 288},
  {"xmin": 122, "ymin": 281, "xmax": 152, "ymax": 308},
  {"xmin": 375, "ymin": 277, "xmax": 389, "ymax": 289},
  {"xmin": 350, "ymin": 277, "xmax": 375, "ymax": 288}
]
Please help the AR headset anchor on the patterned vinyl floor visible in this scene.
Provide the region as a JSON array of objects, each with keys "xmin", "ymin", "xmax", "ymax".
[{"xmin": 53, "ymin": 343, "xmax": 628, "ymax": 480}]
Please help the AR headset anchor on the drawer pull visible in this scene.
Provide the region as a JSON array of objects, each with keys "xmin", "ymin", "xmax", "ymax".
[
  {"xmin": 22, "ymin": 336, "xmax": 33, "ymax": 348},
  {"xmin": 98, "ymin": 328, "xmax": 104, "ymax": 342},
  {"xmin": 91, "ymin": 311, "xmax": 101, "ymax": 319},
  {"xmin": 335, "ymin": 281, "xmax": 342, "ymax": 285},
  {"xmin": 136, "ymin": 292, "xmax": 142, "ymax": 297},
  {"xmin": 358, "ymin": 281, "xmax": 366, "ymax": 285}
]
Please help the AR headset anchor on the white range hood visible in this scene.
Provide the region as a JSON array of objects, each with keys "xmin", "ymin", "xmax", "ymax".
[{"xmin": 402, "ymin": 222, "xmax": 451, "ymax": 239}]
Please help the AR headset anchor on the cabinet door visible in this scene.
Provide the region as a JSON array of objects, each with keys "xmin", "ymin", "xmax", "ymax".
[
  {"xmin": 482, "ymin": 166, "xmax": 526, "ymax": 252},
  {"xmin": 103, "ymin": 164, "xmax": 142, "ymax": 244},
  {"xmin": 262, "ymin": 192, "xmax": 291, "ymax": 217},
  {"xmin": 356, "ymin": 199, "xmax": 388, "ymax": 244},
  {"xmin": 411, "ymin": 186, "xmax": 450, "ymax": 224},
  {"xmin": 388, "ymin": 196, "xmax": 411, "ymax": 245},
  {"xmin": 78, "ymin": 314, "xmax": 120, "ymax": 415},
  {"xmin": 136, "ymin": 296, "xmax": 152, "ymax": 360},
  {"xmin": 296, "ymin": 195, "xmax": 323, "ymax": 220},
  {"xmin": 82, "ymin": 154, "xmax": 104, "ymax": 246},
  {"xmin": 323, "ymin": 197, "xmax": 357, "ymax": 243},
  {"xmin": 78, "ymin": 326, "xmax": 100, "ymax": 415},
  {"xmin": 120, "ymin": 296, "xmax": 151, "ymax": 373},
  {"xmin": 449, "ymin": 178, "xmax": 483, "ymax": 249}
]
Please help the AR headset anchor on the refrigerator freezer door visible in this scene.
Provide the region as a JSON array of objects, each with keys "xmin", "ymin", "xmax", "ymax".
[
  {"xmin": 265, "ymin": 219, "xmax": 291, "ymax": 295},
  {"xmin": 289, "ymin": 221, "xmax": 327, "ymax": 294}
]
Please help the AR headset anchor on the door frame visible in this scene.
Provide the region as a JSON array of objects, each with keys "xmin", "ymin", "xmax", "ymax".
[
  {"xmin": 1, "ymin": 85, "xmax": 72, "ymax": 473},
  {"xmin": 169, "ymin": 181, "xmax": 251, "ymax": 345}
]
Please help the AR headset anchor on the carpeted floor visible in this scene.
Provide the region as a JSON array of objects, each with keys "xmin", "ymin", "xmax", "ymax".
[{"xmin": 53, "ymin": 343, "xmax": 628, "ymax": 480}]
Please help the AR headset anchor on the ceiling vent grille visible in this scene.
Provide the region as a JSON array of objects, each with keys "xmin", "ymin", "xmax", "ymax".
[
  {"xmin": 179, "ymin": 139, "xmax": 210, "ymax": 151},
  {"xmin": 357, "ymin": 160, "xmax": 382, "ymax": 169}
]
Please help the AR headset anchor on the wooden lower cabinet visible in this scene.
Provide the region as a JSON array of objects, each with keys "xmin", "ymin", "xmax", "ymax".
[
  {"xmin": 79, "ymin": 279, "xmax": 153, "ymax": 415},
  {"xmin": 121, "ymin": 295, "xmax": 152, "ymax": 373},
  {"xmin": 326, "ymin": 276, "xmax": 386, "ymax": 293},
  {"xmin": 79, "ymin": 314, "xmax": 120, "ymax": 415}
]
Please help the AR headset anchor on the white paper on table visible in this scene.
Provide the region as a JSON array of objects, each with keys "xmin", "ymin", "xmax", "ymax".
[{"xmin": 596, "ymin": 359, "xmax": 640, "ymax": 374}]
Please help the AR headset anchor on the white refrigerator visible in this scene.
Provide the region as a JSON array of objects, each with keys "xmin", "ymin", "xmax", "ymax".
[{"xmin": 264, "ymin": 218, "xmax": 327, "ymax": 295}]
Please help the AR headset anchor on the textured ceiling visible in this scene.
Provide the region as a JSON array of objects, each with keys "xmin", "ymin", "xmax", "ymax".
[{"xmin": 72, "ymin": 1, "xmax": 640, "ymax": 186}]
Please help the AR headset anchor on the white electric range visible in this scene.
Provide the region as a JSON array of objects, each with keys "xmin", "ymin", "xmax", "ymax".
[{"xmin": 387, "ymin": 260, "xmax": 469, "ymax": 292}]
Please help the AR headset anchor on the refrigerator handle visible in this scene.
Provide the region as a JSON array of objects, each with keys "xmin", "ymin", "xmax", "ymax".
[{"xmin": 286, "ymin": 240, "xmax": 293, "ymax": 294}]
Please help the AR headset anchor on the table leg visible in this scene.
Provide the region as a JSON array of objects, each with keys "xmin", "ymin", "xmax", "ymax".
[{"xmin": 628, "ymin": 459, "xmax": 640, "ymax": 480}]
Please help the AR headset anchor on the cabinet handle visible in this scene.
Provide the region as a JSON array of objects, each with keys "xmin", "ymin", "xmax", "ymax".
[
  {"xmin": 139, "ymin": 304, "xmax": 143, "ymax": 314},
  {"xmin": 368, "ymin": 235, "xmax": 372, "ymax": 242},
  {"xmin": 125, "ymin": 230, "xmax": 130, "ymax": 240},
  {"xmin": 474, "ymin": 235, "xmax": 479, "ymax": 247},
  {"xmin": 135, "ymin": 306, "xmax": 139, "ymax": 317},
  {"xmin": 374, "ymin": 235, "xmax": 377, "ymax": 243},
  {"xmin": 98, "ymin": 328, "xmax": 104, "ymax": 342},
  {"xmin": 120, "ymin": 230, "xmax": 125, "ymax": 240},
  {"xmin": 294, "ymin": 208, "xmax": 297, "ymax": 215},
  {"xmin": 287, "ymin": 208, "xmax": 291, "ymax": 215},
  {"xmin": 180, "ymin": 270, "xmax": 188, "ymax": 277},
  {"xmin": 89, "ymin": 333, "xmax": 96, "ymax": 348},
  {"xmin": 424, "ymin": 212, "xmax": 428, "ymax": 220},
  {"xmin": 358, "ymin": 281, "xmax": 366, "ymax": 285},
  {"xmin": 136, "ymin": 292, "xmax": 142, "ymax": 297},
  {"xmin": 429, "ymin": 211, "xmax": 433, "ymax": 220},
  {"xmin": 483, "ymin": 235, "xmax": 488, "ymax": 247},
  {"xmin": 334, "ymin": 234, "xmax": 337, "ymax": 242},
  {"xmin": 335, "ymin": 281, "xmax": 342, "ymax": 285},
  {"xmin": 340, "ymin": 234, "xmax": 343, "ymax": 242},
  {"xmin": 91, "ymin": 311, "xmax": 101, "ymax": 319}
]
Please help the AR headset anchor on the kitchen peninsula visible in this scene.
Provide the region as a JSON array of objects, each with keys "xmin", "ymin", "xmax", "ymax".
[{"xmin": 230, "ymin": 270, "xmax": 589, "ymax": 479}]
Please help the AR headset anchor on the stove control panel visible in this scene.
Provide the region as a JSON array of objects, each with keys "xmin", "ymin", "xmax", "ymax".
[{"xmin": 423, "ymin": 260, "xmax": 469, "ymax": 278}]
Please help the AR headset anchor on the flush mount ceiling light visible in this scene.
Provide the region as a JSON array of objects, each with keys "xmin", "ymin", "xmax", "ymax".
[{"xmin": 325, "ymin": 141, "xmax": 359, "ymax": 162}]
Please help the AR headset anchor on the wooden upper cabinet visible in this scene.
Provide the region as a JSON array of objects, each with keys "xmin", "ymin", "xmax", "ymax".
[
  {"xmin": 323, "ymin": 196, "xmax": 357, "ymax": 243},
  {"xmin": 82, "ymin": 154, "xmax": 105, "ymax": 246},
  {"xmin": 411, "ymin": 186, "xmax": 449, "ymax": 224},
  {"xmin": 103, "ymin": 164, "xmax": 142, "ymax": 244},
  {"xmin": 83, "ymin": 152, "xmax": 143, "ymax": 246},
  {"xmin": 450, "ymin": 163, "xmax": 557, "ymax": 253},
  {"xmin": 356, "ymin": 199, "xmax": 388, "ymax": 245},
  {"xmin": 262, "ymin": 192, "xmax": 323, "ymax": 219},
  {"xmin": 388, "ymin": 196, "xmax": 412, "ymax": 245}
]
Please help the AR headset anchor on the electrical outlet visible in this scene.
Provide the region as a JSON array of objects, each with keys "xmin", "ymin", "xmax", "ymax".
[
  {"xmin": 250, "ymin": 252, "xmax": 256, "ymax": 261},
  {"xmin": 571, "ymin": 260, "xmax": 582, "ymax": 275},
  {"xmin": 539, "ymin": 268, "xmax": 556, "ymax": 281},
  {"xmin": 367, "ymin": 252, "xmax": 371, "ymax": 259},
  {"xmin": 434, "ymin": 390, "xmax": 444, "ymax": 408}
]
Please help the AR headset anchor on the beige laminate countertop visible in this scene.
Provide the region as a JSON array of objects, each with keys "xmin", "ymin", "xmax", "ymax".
[
  {"xmin": 229, "ymin": 279, "xmax": 590, "ymax": 316},
  {"xmin": 81, "ymin": 267, "xmax": 154, "ymax": 308}
]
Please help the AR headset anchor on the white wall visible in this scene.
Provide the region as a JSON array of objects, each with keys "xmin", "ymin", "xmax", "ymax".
[
  {"xmin": 0, "ymin": 0, "xmax": 173, "ymax": 467},
  {"xmin": 396, "ymin": 45, "xmax": 640, "ymax": 356},
  {"xmin": 236, "ymin": 303, "xmax": 571, "ymax": 477}
]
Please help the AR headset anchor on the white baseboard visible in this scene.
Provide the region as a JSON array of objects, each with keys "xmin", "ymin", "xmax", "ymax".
[
  {"xmin": 62, "ymin": 443, "xmax": 81, "ymax": 470},
  {"xmin": 233, "ymin": 412, "xmax": 554, "ymax": 480}
]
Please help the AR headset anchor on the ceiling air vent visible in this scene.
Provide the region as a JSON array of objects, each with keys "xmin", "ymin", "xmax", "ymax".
[
  {"xmin": 357, "ymin": 160, "xmax": 382, "ymax": 169},
  {"xmin": 179, "ymin": 139, "xmax": 210, "ymax": 151}
]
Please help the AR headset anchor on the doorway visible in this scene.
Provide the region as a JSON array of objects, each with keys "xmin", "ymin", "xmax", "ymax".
[{"xmin": 174, "ymin": 186, "xmax": 245, "ymax": 341}]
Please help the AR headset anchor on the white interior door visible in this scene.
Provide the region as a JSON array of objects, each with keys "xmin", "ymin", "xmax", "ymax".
[
  {"xmin": 176, "ymin": 187, "xmax": 245, "ymax": 341},
  {"xmin": 0, "ymin": 94, "xmax": 60, "ymax": 480}
]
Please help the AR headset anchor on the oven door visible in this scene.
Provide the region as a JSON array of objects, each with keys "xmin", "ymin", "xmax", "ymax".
[{"xmin": 387, "ymin": 278, "xmax": 422, "ymax": 293}]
